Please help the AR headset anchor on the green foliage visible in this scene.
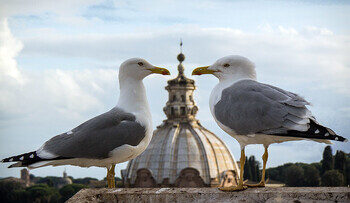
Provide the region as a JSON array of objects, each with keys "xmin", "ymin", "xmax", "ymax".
[
  {"xmin": 255, "ymin": 162, "xmax": 261, "ymax": 181},
  {"xmin": 266, "ymin": 163, "xmax": 293, "ymax": 182},
  {"xmin": 334, "ymin": 150, "xmax": 346, "ymax": 173},
  {"xmin": 0, "ymin": 180, "xmax": 25, "ymax": 203},
  {"xmin": 36, "ymin": 176, "xmax": 63, "ymax": 188},
  {"xmin": 59, "ymin": 183, "xmax": 87, "ymax": 202},
  {"xmin": 310, "ymin": 162, "xmax": 322, "ymax": 173},
  {"xmin": 321, "ymin": 170, "xmax": 344, "ymax": 186},
  {"xmin": 322, "ymin": 146, "xmax": 333, "ymax": 174},
  {"xmin": 249, "ymin": 156, "xmax": 257, "ymax": 181},
  {"xmin": 266, "ymin": 147, "xmax": 349, "ymax": 187},
  {"xmin": 242, "ymin": 155, "xmax": 261, "ymax": 182},
  {"xmin": 26, "ymin": 184, "xmax": 60, "ymax": 203},
  {"xmin": 267, "ymin": 163, "xmax": 320, "ymax": 187},
  {"xmin": 284, "ymin": 165, "xmax": 304, "ymax": 187},
  {"xmin": 302, "ymin": 165, "xmax": 320, "ymax": 186},
  {"xmin": 243, "ymin": 156, "xmax": 252, "ymax": 180},
  {"xmin": 346, "ymin": 158, "xmax": 350, "ymax": 185},
  {"xmin": 73, "ymin": 177, "xmax": 98, "ymax": 185},
  {"xmin": 0, "ymin": 177, "xmax": 89, "ymax": 203}
]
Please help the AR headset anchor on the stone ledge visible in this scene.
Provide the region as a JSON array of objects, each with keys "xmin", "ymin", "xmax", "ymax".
[{"xmin": 68, "ymin": 187, "xmax": 350, "ymax": 203}]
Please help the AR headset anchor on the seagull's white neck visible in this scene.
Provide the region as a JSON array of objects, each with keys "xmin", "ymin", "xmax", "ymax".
[
  {"xmin": 117, "ymin": 76, "xmax": 151, "ymax": 124},
  {"xmin": 218, "ymin": 72, "xmax": 256, "ymax": 85}
]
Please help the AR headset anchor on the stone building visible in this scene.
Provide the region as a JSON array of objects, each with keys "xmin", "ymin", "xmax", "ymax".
[
  {"xmin": 20, "ymin": 168, "xmax": 30, "ymax": 187},
  {"xmin": 122, "ymin": 48, "xmax": 240, "ymax": 188},
  {"xmin": 57, "ymin": 169, "xmax": 73, "ymax": 188}
]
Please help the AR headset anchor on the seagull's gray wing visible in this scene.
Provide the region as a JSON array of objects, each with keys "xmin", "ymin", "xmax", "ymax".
[
  {"xmin": 214, "ymin": 80, "xmax": 344, "ymax": 141},
  {"xmin": 39, "ymin": 107, "xmax": 146, "ymax": 159}
]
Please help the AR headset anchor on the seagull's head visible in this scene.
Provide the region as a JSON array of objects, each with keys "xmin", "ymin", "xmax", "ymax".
[
  {"xmin": 192, "ymin": 55, "xmax": 256, "ymax": 81},
  {"xmin": 119, "ymin": 58, "xmax": 170, "ymax": 80}
]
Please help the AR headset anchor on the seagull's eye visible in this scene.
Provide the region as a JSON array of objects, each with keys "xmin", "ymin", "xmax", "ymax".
[
  {"xmin": 223, "ymin": 64, "xmax": 230, "ymax": 67},
  {"xmin": 138, "ymin": 62, "xmax": 144, "ymax": 66}
]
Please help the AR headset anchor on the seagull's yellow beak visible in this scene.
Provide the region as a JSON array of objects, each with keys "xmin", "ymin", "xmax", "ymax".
[
  {"xmin": 148, "ymin": 67, "xmax": 170, "ymax": 75},
  {"xmin": 192, "ymin": 66, "xmax": 215, "ymax": 75}
]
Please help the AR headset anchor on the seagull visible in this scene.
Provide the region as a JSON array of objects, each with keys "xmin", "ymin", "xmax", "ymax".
[
  {"xmin": 2, "ymin": 58, "xmax": 170, "ymax": 188},
  {"xmin": 192, "ymin": 55, "xmax": 347, "ymax": 191}
]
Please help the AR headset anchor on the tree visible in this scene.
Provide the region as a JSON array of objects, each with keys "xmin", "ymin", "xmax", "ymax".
[
  {"xmin": 284, "ymin": 164, "xmax": 304, "ymax": 187},
  {"xmin": 73, "ymin": 177, "xmax": 98, "ymax": 185},
  {"xmin": 346, "ymin": 157, "xmax": 350, "ymax": 186},
  {"xmin": 311, "ymin": 162, "xmax": 322, "ymax": 174},
  {"xmin": 25, "ymin": 184, "xmax": 60, "ymax": 203},
  {"xmin": 266, "ymin": 163, "xmax": 293, "ymax": 182},
  {"xmin": 0, "ymin": 179, "xmax": 25, "ymax": 203},
  {"xmin": 334, "ymin": 150, "xmax": 346, "ymax": 173},
  {"xmin": 243, "ymin": 156, "xmax": 252, "ymax": 180},
  {"xmin": 302, "ymin": 165, "xmax": 320, "ymax": 186},
  {"xmin": 321, "ymin": 146, "xmax": 333, "ymax": 174},
  {"xmin": 321, "ymin": 170, "xmax": 344, "ymax": 186},
  {"xmin": 255, "ymin": 162, "xmax": 261, "ymax": 182},
  {"xmin": 249, "ymin": 156, "xmax": 257, "ymax": 181},
  {"xmin": 59, "ymin": 184, "xmax": 87, "ymax": 202},
  {"xmin": 36, "ymin": 176, "xmax": 63, "ymax": 188}
]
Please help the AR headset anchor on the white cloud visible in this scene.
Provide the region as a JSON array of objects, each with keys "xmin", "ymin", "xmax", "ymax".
[
  {"xmin": 18, "ymin": 25, "xmax": 350, "ymax": 96},
  {"xmin": 0, "ymin": 18, "xmax": 23, "ymax": 82}
]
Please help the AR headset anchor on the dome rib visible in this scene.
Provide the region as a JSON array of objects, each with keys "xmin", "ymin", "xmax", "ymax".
[
  {"xmin": 188, "ymin": 126, "xmax": 211, "ymax": 184},
  {"xmin": 169, "ymin": 125, "xmax": 181, "ymax": 184},
  {"xmin": 156, "ymin": 126, "xmax": 174, "ymax": 183},
  {"xmin": 194, "ymin": 127, "xmax": 220, "ymax": 181}
]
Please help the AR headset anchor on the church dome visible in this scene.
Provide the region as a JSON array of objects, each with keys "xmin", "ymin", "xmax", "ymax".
[{"xmin": 122, "ymin": 45, "xmax": 239, "ymax": 187}]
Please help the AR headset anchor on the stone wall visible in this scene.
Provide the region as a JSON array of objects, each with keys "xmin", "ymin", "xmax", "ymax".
[{"xmin": 68, "ymin": 187, "xmax": 350, "ymax": 203}]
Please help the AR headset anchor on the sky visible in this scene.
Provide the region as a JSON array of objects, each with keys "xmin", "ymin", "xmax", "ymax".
[{"xmin": 0, "ymin": 0, "xmax": 349, "ymax": 180}]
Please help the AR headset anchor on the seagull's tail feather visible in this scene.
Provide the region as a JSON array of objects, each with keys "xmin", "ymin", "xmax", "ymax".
[
  {"xmin": 270, "ymin": 119, "xmax": 346, "ymax": 142},
  {"xmin": 2, "ymin": 151, "xmax": 69, "ymax": 168},
  {"xmin": 2, "ymin": 151, "xmax": 38, "ymax": 168},
  {"xmin": 8, "ymin": 162, "xmax": 24, "ymax": 168}
]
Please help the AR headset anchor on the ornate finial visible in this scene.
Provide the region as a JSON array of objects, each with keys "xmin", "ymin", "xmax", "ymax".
[
  {"xmin": 177, "ymin": 40, "xmax": 185, "ymax": 74},
  {"xmin": 177, "ymin": 39, "xmax": 185, "ymax": 63},
  {"xmin": 180, "ymin": 39, "xmax": 183, "ymax": 53}
]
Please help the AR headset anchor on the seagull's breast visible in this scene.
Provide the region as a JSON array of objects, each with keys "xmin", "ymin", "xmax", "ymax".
[{"xmin": 209, "ymin": 82, "xmax": 237, "ymax": 136}]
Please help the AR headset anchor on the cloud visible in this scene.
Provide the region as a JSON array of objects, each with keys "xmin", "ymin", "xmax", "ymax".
[
  {"xmin": 0, "ymin": 18, "xmax": 23, "ymax": 82},
  {"xmin": 19, "ymin": 25, "xmax": 350, "ymax": 97}
]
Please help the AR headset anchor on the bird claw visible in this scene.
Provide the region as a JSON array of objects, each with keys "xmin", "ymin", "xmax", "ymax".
[
  {"xmin": 244, "ymin": 182, "xmax": 265, "ymax": 188},
  {"xmin": 218, "ymin": 185, "xmax": 248, "ymax": 192},
  {"xmin": 244, "ymin": 179, "xmax": 268, "ymax": 188}
]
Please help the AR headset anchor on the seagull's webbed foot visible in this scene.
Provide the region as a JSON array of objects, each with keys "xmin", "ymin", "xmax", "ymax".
[
  {"xmin": 219, "ymin": 184, "xmax": 247, "ymax": 192},
  {"xmin": 244, "ymin": 179, "xmax": 268, "ymax": 188},
  {"xmin": 219, "ymin": 148, "xmax": 248, "ymax": 192}
]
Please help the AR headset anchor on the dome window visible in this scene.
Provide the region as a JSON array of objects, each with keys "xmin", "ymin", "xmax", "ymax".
[
  {"xmin": 181, "ymin": 107, "xmax": 186, "ymax": 115},
  {"xmin": 171, "ymin": 107, "xmax": 175, "ymax": 116}
]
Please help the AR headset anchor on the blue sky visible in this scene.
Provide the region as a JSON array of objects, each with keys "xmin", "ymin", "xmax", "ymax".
[{"xmin": 0, "ymin": 0, "xmax": 349, "ymax": 179}]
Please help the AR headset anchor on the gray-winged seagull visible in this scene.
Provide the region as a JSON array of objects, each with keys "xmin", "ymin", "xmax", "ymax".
[
  {"xmin": 192, "ymin": 55, "xmax": 347, "ymax": 191},
  {"xmin": 2, "ymin": 58, "xmax": 170, "ymax": 188}
]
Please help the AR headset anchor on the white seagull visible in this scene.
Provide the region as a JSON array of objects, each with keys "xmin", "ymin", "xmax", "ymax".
[
  {"xmin": 2, "ymin": 58, "xmax": 170, "ymax": 188},
  {"xmin": 192, "ymin": 55, "xmax": 347, "ymax": 191}
]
